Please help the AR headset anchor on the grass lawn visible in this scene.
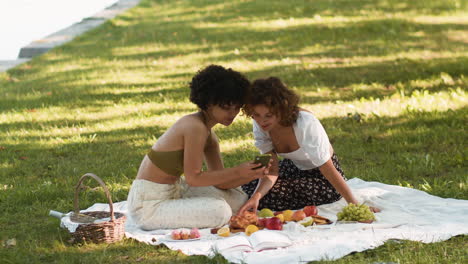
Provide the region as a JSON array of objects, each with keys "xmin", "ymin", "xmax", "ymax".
[{"xmin": 0, "ymin": 0, "xmax": 467, "ymax": 263}]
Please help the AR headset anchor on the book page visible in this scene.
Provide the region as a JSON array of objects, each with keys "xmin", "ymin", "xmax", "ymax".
[
  {"xmin": 249, "ymin": 230, "xmax": 292, "ymax": 251},
  {"xmin": 214, "ymin": 235, "xmax": 252, "ymax": 253}
]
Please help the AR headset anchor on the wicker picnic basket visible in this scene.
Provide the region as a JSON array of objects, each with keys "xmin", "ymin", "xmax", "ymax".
[{"xmin": 71, "ymin": 173, "xmax": 126, "ymax": 243}]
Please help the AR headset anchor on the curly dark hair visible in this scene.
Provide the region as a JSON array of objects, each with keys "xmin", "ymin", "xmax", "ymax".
[
  {"xmin": 189, "ymin": 65, "xmax": 250, "ymax": 110},
  {"xmin": 243, "ymin": 77, "xmax": 300, "ymax": 126}
]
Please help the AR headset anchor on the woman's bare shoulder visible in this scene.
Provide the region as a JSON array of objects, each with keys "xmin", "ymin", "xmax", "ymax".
[
  {"xmin": 153, "ymin": 114, "xmax": 207, "ymax": 150},
  {"xmin": 176, "ymin": 113, "xmax": 209, "ymax": 135}
]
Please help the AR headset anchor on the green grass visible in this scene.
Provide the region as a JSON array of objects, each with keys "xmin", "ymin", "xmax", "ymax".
[{"xmin": 0, "ymin": 0, "xmax": 467, "ymax": 263}]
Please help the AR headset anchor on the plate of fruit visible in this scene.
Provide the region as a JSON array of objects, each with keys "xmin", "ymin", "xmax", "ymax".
[{"xmin": 165, "ymin": 228, "xmax": 201, "ymax": 241}]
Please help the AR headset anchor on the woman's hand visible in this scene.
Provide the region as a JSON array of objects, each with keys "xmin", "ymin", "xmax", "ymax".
[
  {"xmin": 348, "ymin": 201, "xmax": 381, "ymax": 213},
  {"xmin": 237, "ymin": 194, "xmax": 260, "ymax": 215},
  {"xmin": 235, "ymin": 162, "xmax": 269, "ymax": 180}
]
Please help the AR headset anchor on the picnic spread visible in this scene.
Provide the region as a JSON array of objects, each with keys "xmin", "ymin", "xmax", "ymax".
[{"xmin": 57, "ymin": 178, "xmax": 468, "ymax": 263}]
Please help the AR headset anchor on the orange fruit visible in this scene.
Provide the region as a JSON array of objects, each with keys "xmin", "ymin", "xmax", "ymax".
[
  {"xmin": 245, "ymin": 224, "xmax": 259, "ymax": 236},
  {"xmin": 217, "ymin": 226, "xmax": 230, "ymax": 237}
]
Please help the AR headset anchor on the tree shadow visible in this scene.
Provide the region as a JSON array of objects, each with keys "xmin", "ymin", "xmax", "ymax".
[
  {"xmin": 0, "ymin": 77, "xmax": 191, "ymax": 112},
  {"xmin": 129, "ymin": 0, "xmax": 465, "ymax": 25},
  {"xmin": 247, "ymin": 56, "xmax": 466, "ymax": 103},
  {"xmin": 70, "ymin": 17, "xmax": 466, "ymax": 61},
  {"xmin": 3, "ymin": 0, "xmax": 466, "ymax": 113}
]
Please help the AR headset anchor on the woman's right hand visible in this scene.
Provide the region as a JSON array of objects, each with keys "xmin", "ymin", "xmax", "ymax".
[{"xmin": 235, "ymin": 161, "xmax": 269, "ymax": 180}]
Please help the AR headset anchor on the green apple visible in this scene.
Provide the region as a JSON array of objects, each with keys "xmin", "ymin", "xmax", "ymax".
[
  {"xmin": 258, "ymin": 208, "xmax": 274, "ymax": 217},
  {"xmin": 298, "ymin": 216, "xmax": 314, "ymax": 227}
]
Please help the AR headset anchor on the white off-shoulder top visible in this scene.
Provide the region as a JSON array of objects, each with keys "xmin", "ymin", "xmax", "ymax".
[{"xmin": 253, "ymin": 111, "xmax": 331, "ymax": 170}]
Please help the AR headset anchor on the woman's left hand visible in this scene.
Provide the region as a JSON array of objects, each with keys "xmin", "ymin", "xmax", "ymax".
[{"xmin": 369, "ymin": 206, "xmax": 381, "ymax": 213}]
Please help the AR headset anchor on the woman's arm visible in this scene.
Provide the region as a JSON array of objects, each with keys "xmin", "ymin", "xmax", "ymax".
[
  {"xmin": 248, "ymin": 151, "xmax": 279, "ymax": 197},
  {"xmin": 319, "ymin": 159, "xmax": 359, "ymax": 204},
  {"xmin": 319, "ymin": 160, "xmax": 380, "ymax": 212},
  {"xmin": 201, "ymin": 130, "xmax": 269, "ymax": 189},
  {"xmin": 183, "ymin": 122, "xmax": 265, "ymax": 187},
  {"xmin": 214, "ymin": 147, "xmax": 275, "ymax": 189},
  {"xmin": 215, "ymin": 173, "xmax": 269, "ymax": 190},
  {"xmin": 203, "ymin": 131, "xmax": 224, "ymax": 171},
  {"xmin": 214, "ymin": 157, "xmax": 272, "ymax": 189},
  {"xmin": 204, "ymin": 131, "xmax": 245, "ymax": 189},
  {"xmin": 237, "ymin": 151, "xmax": 279, "ymax": 213}
]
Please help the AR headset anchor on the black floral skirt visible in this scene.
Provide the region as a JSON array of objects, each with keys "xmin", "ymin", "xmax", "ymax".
[{"xmin": 241, "ymin": 154, "xmax": 346, "ymax": 211}]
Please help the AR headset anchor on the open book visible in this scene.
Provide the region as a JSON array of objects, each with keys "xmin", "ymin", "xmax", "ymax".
[{"xmin": 214, "ymin": 230, "xmax": 292, "ymax": 253}]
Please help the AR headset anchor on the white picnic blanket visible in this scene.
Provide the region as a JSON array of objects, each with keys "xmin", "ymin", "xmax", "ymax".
[{"xmin": 78, "ymin": 178, "xmax": 468, "ymax": 263}]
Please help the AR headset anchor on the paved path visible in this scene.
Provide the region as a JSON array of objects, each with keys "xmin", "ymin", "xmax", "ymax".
[{"xmin": 0, "ymin": 0, "xmax": 140, "ymax": 72}]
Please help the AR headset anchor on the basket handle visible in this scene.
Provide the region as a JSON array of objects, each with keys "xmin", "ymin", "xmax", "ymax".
[{"xmin": 74, "ymin": 173, "xmax": 115, "ymax": 222}]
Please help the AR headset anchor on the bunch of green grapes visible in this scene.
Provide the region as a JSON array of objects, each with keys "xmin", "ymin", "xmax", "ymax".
[{"xmin": 337, "ymin": 203, "xmax": 376, "ymax": 221}]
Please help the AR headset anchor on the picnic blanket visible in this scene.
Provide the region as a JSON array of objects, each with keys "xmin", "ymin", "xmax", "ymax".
[{"xmin": 79, "ymin": 178, "xmax": 468, "ymax": 263}]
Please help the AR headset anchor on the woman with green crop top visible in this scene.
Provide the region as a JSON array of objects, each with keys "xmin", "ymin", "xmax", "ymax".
[{"xmin": 127, "ymin": 65, "xmax": 270, "ymax": 230}]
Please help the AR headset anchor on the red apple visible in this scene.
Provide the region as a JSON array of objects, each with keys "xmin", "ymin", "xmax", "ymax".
[
  {"xmin": 274, "ymin": 211, "xmax": 283, "ymax": 216},
  {"xmin": 265, "ymin": 217, "xmax": 283, "ymax": 230},
  {"xmin": 303, "ymin": 205, "xmax": 318, "ymax": 217},
  {"xmin": 257, "ymin": 218, "xmax": 267, "ymax": 227},
  {"xmin": 292, "ymin": 210, "xmax": 306, "ymax": 221}
]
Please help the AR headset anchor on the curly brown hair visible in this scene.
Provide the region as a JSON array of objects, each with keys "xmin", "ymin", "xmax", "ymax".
[
  {"xmin": 190, "ymin": 65, "xmax": 250, "ymax": 110},
  {"xmin": 243, "ymin": 77, "xmax": 300, "ymax": 126}
]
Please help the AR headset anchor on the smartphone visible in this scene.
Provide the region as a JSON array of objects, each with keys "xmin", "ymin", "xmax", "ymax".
[{"xmin": 252, "ymin": 154, "xmax": 271, "ymax": 169}]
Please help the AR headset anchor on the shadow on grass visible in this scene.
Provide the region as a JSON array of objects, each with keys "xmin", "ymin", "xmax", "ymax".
[
  {"xmin": 180, "ymin": 0, "xmax": 467, "ymax": 21},
  {"xmin": 6, "ymin": 0, "xmax": 460, "ymax": 65},
  {"xmin": 2, "ymin": 0, "xmax": 465, "ymax": 114},
  {"xmin": 71, "ymin": 17, "xmax": 467, "ymax": 60},
  {"xmin": 124, "ymin": 0, "xmax": 466, "ymax": 28},
  {"xmin": 2, "ymin": 54, "xmax": 465, "ymax": 113},
  {"xmin": 0, "ymin": 123, "xmax": 165, "ymax": 194},
  {"xmin": 255, "ymin": 60, "xmax": 466, "ymax": 106},
  {"xmin": 0, "ymin": 73, "xmax": 191, "ymax": 112},
  {"xmin": 2, "ymin": 13, "xmax": 465, "ymax": 112}
]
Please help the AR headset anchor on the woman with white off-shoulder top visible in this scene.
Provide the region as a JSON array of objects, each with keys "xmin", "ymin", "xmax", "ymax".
[{"xmin": 239, "ymin": 77, "xmax": 380, "ymax": 214}]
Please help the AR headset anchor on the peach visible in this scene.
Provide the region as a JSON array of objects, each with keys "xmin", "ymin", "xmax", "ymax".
[
  {"xmin": 180, "ymin": 229, "xmax": 190, "ymax": 240},
  {"xmin": 171, "ymin": 230, "xmax": 181, "ymax": 240},
  {"xmin": 303, "ymin": 205, "xmax": 318, "ymax": 217},
  {"xmin": 292, "ymin": 210, "xmax": 306, "ymax": 221},
  {"xmin": 190, "ymin": 228, "xmax": 201, "ymax": 239}
]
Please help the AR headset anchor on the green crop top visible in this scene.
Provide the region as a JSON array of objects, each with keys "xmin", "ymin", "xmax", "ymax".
[{"xmin": 147, "ymin": 149, "xmax": 184, "ymax": 176}]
